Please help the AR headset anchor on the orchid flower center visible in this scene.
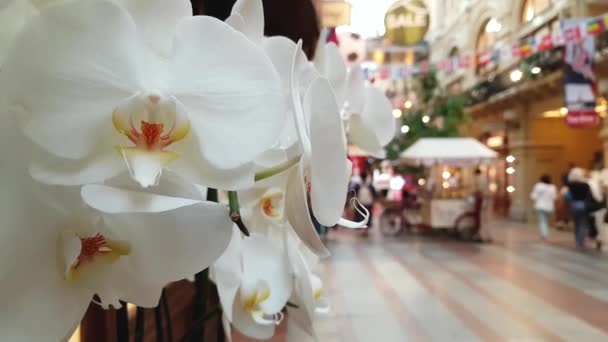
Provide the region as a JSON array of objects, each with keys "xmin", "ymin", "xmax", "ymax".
[
  {"xmin": 241, "ymin": 288, "xmax": 284, "ymax": 326},
  {"xmin": 112, "ymin": 94, "xmax": 190, "ymax": 187},
  {"xmin": 311, "ymin": 274, "xmax": 331, "ymax": 314},
  {"xmin": 259, "ymin": 189, "xmax": 284, "ymax": 219},
  {"xmin": 63, "ymin": 232, "xmax": 131, "ymax": 282}
]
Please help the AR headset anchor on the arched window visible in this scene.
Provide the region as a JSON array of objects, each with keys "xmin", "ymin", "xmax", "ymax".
[{"xmin": 521, "ymin": 0, "xmax": 551, "ymax": 23}]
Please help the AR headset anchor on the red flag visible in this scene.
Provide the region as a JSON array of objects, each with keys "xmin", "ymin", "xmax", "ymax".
[
  {"xmin": 326, "ymin": 28, "xmax": 339, "ymax": 45},
  {"xmin": 477, "ymin": 50, "xmax": 491, "ymax": 66},
  {"xmin": 537, "ymin": 34, "xmax": 554, "ymax": 51}
]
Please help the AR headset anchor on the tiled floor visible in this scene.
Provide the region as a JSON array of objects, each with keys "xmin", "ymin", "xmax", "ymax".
[
  {"xmin": 311, "ymin": 221, "xmax": 608, "ymax": 341},
  {"xmin": 232, "ymin": 220, "xmax": 608, "ymax": 341}
]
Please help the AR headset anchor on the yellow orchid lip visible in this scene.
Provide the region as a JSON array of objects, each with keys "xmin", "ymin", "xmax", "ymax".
[
  {"xmin": 112, "ymin": 95, "xmax": 190, "ymax": 162},
  {"xmin": 314, "ymin": 288, "xmax": 323, "ymax": 301},
  {"xmin": 65, "ymin": 233, "xmax": 131, "ymax": 282},
  {"xmin": 243, "ymin": 289, "xmax": 271, "ymax": 313}
]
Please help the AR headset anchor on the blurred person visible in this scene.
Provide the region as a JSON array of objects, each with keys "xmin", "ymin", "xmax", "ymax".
[
  {"xmin": 530, "ymin": 174, "xmax": 557, "ymax": 241},
  {"xmin": 588, "ymin": 170, "xmax": 606, "ymax": 250},
  {"xmin": 556, "ymin": 163, "xmax": 575, "ymax": 230},
  {"xmin": 567, "ymin": 168, "xmax": 594, "ymax": 249},
  {"xmin": 472, "ymin": 168, "xmax": 492, "ymax": 242}
]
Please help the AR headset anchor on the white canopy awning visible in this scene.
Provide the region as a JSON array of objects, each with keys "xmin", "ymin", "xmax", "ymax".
[{"xmin": 400, "ymin": 138, "xmax": 498, "ymax": 167}]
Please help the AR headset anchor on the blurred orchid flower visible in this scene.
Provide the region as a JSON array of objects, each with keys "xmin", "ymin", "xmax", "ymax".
[
  {"xmin": 284, "ymin": 43, "xmax": 368, "ymax": 256},
  {"xmin": 213, "ymin": 231, "xmax": 293, "ymax": 340},
  {"xmin": 0, "ymin": 0, "xmax": 285, "ymax": 190},
  {"xmin": 0, "ymin": 177, "xmax": 233, "ymax": 342},
  {"xmin": 343, "ymin": 65, "xmax": 396, "ymax": 158}
]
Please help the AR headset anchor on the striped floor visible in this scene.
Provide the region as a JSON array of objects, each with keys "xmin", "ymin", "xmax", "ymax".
[{"xmin": 312, "ymin": 222, "xmax": 608, "ymax": 342}]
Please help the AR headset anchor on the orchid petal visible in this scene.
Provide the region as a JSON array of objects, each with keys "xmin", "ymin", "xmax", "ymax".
[
  {"xmin": 305, "ymin": 78, "xmax": 349, "ymax": 226},
  {"xmin": 0, "ymin": 0, "xmax": 141, "ymax": 159},
  {"xmin": 313, "ymin": 41, "xmax": 347, "ymax": 105},
  {"xmin": 223, "ymin": 315, "xmax": 233, "ymax": 342},
  {"xmin": 285, "ymin": 162, "xmax": 330, "ymax": 257},
  {"xmin": 232, "ymin": 294, "xmax": 275, "ymax": 340},
  {"xmin": 290, "ymin": 40, "xmax": 313, "ymax": 153},
  {"xmin": 362, "ymin": 85, "xmax": 396, "ymax": 146},
  {"xmin": 170, "ymin": 130, "xmax": 255, "ymax": 190},
  {"xmin": 241, "ymin": 234, "xmax": 292, "ymax": 313},
  {"xmin": 81, "ymin": 184, "xmax": 202, "ymax": 214},
  {"xmin": 99, "ymin": 201, "xmax": 233, "ymax": 305},
  {"xmin": 230, "ymin": 0, "xmax": 264, "ymax": 44},
  {"xmin": 118, "ymin": 0, "xmax": 191, "ymax": 57},
  {"xmin": 287, "ymin": 316, "xmax": 317, "ymax": 342},
  {"xmin": 348, "ymin": 114, "xmax": 386, "ymax": 158},
  {"xmin": 29, "ymin": 150, "xmax": 126, "ymax": 186},
  {"xmin": 169, "ymin": 16, "xmax": 285, "ymax": 170},
  {"xmin": 225, "ymin": 12, "xmax": 246, "ymax": 33},
  {"xmin": 0, "ymin": 186, "xmax": 92, "ymax": 342},
  {"xmin": 212, "ymin": 227, "xmax": 243, "ymax": 322},
  {"xmin": 263, "ymin": 36, "xmax": 317, "ymax": 97},
  {"xmin": 346, "ymin": 65, "xmax": 366, "ymax": 114},
  {"xmin": 0, "ymin": 0, "xmax": 36, "ymax": 64}
]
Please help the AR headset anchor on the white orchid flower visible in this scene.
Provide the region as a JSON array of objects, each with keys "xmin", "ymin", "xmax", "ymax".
[
  {"xmin": 0, "ymin": 0, "xmax": 285, "ymax": 191},
  {"xmin": 213, "ymin": 231, "xmax": 293, "ymax": 341},
  {"xmin": 238, "ymin": 171, "xmax": 289, "ymax": 234},
  {"xmin": 344, "ymin": 65, "xmax": 396, "ymax": 158},
  {"xmin": 0, "ymin": 177, "xmax": 233, "ymax": 342},
  {"xmin": 283, "ymin": 44, "xmax": 369, "ymax": 257}
]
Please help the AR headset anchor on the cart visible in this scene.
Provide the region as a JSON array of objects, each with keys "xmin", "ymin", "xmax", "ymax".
[{"xmin": 380, "ymin": 138, "xmax": 497, "ymax": 239}]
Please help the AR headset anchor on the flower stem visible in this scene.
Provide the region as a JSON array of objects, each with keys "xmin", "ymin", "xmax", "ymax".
[
  {"xmin": 254, "ymin": 157, "xmax": 300, "ymax": 182},
  {"xmin": 228, "ymin": 191, "xmax": 250, "ymax": 236}
]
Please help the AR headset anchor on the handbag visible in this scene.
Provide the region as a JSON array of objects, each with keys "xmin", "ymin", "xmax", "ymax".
[{"xmin": 585, "ymin": 194, "xmax": 605, "ymax": 213}]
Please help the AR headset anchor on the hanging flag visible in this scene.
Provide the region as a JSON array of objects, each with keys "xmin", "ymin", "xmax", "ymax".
[
  {"xmin": 563, "ymin": 25, "xmax": 582, "ymax": 42},
  {"xmin": 420, "ymin": 61, "xmax": 429, "ymax": 76},
  {"xmin": 511, "ymin": 43, "xmax": 522, "ymax": 59},
  {"xmin": 378, "ymin": 67, "xmax": 390, "ymax": 80},
  {"xmin": 587, "ymin": 18, "xmax": 602, "ymax": 35},
  {"xmin": 326, "ymin": 28, "xmax": 339, "ymax": 45},
  {"xmin": 459, "ymin": 55, "xmax": 472, "ymax": 69},
  {"xmin": 563, "ymin": 19, "xmax": 599, "ymax": 127},
  {"xmin": 537, "ymin": 34, "xmax": 554, "ymax": 51},
  {"xmin": 391, "ymin": 66, "xmax": 400, "ymax": 80},
  {"xmin": 520, "ymin": 40, "xmax": 533, "ymax": 57},
  {"xmin": 437, "ymin": 59, "xmax": 448, "ymax": 71},
  {"xmin": 552, "ymin": 30, "xmax": 566, "ymax": 47},
  {"xmin": 477, "ymin": 50, "xmax": 491, "ymax": 66}
]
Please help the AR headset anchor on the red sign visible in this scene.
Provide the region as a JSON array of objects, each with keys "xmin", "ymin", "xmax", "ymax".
[{"xmin": 566, "ymin": 111, "xmax": 600, "ymax": 127}]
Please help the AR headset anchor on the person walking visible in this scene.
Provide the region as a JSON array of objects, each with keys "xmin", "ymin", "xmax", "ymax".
[
  {"xmin": 567, "ymin": 168, "xmax": 593, "ymax": 249},
  {"xmin": 530, "ymin": 174, "xmax": 557, "ymax": 241},
  {"xmin": 472, "ymin": 168, "xmax": 492, "ymax": 242}
]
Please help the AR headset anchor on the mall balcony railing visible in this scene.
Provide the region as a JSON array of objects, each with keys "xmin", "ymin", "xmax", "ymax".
[{"xmin": 464, "ymin": 31, "xmax": 608, "ymax": 108}]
